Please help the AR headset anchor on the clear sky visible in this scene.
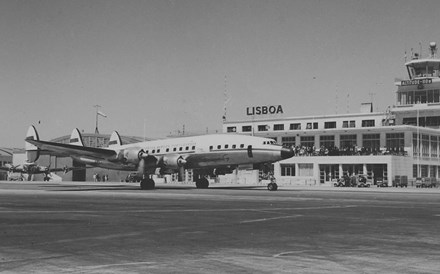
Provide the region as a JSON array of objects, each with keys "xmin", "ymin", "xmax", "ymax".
[{"xmin": 2, "ymin": 0, "xmax": 440, "ymax": 147}]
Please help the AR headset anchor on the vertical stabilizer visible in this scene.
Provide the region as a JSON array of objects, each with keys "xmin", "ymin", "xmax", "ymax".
[
  {"xmin": 25, "ymin": 125, "xmax": 40, "ymax": 162},
  {"xmin": 109, "ymin": 131, "xmax": 123, "ymax": 148},
  {"xmin": 70, "ymin": 128, "xmax": 84, "ymax": 146}
]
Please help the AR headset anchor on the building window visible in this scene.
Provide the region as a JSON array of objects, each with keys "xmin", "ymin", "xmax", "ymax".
[
  {"xmin": 281, "ymin": 164, "xmax": 295, "ymax": 176},
  {"xmin": 349, "ymin": 121, "xmax": 356, "ymax": 128},
  {"xmin": 413, "ymin": 133, "xmax": 420, "ymax": 157},
  {"xmin": 320, "ymin": 135, "xmax": 335, "ymax": 148},
  {"xmin": 227, "ymin": 127, "xmax": 236, "ymax": 133},
  {"xmin": 298, "ymin": 163, "xmax": 314, "ymax": 176},
  {"xmin": 300, "ymin": 136, "xmax": 315, "ymax": 148},
  {"xmin": 289, "ymin": 123, "xmax": 301, "ymax": 130},
  {"xmin": 430, "ymin": 165, "xmax": 437, "ymax": 178},
  {"xmin": 306, "ymin": 122, "xmax": 318, "ymax": 129},
  {"xmin": 324, "ymin": 121, "xmax": 336, "ymax": 129},
  {"xmin": 342, "ymin": 121, "xmax": 349, "ymax": 128},
  {"xmin": 273, "ymin": 124, "xmax": 284, "ymax": 131},
  {"xmin": 426, "ymin": 116, "xmax": 440, "ymax": 127},
  {"xmin": 403, "ymin": 117, "xmax": 417, "ymax": 126},
  {"xmin": 363, "ymin": 134, "xmax": 380, "ymax": 154},
  {"xmin": 413, "ymin": 164, "xmax": 418, "ymax": 178},
  {"xmin": 242, "ymin": 126, "xmax": 252, "ymax": 132},
  {"xmin": 340, "ymin": 134, "xmax": 357, "ymax": 149},
  {"xmin": 431, "ymin": 136, "xmax": 438, "ymax": 158},
  {"xmin": 258, "ymin": 125, "xmax": 268, "ymax": 131},
  {"xmin": 386, "ymin": 133, "xmax": 404, "ymax": 154},
  {"xmin": 422, "ymin": 135, "xmax": 430, "ymax": 157},
  {"xmin": 399, "ymin": 89, "xmax": 440, "ymax": 105},
  {"xmin": 421, "ymin": 165, "xmax": 428, "ymax": 177},
  {"xmin": 281, "ymin": 136, "xmax": 295, "ymax": 148},
  {"xmin": 362, "ymin": 120, "xmax": 375, "ymax": 127}
]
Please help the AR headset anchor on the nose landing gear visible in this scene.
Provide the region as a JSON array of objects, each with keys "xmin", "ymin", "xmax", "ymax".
[{"xmin": 266, "ymin": 172, "xmax": 278, "ymax": 191}]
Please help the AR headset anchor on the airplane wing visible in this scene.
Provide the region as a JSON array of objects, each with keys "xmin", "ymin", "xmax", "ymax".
[
  {"xmin": 25, "ymin": 138, "xmax": 117, "ymax": 160},
  {"xmin": 47, "ymin": 165, "xmax": 91, "ymax": 174},
  {"xmin": 0, "ymin": 164, "xmax": 20, "ymax": 172}
]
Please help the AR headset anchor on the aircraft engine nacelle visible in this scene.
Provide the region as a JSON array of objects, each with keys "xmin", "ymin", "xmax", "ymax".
[
  {"xmin": 117, "ymin": 147, "xmax": 145, "ymax": 165},
  {"xmin": 160, "ymin": 155, "xmax": 187, "ymax": 170}
]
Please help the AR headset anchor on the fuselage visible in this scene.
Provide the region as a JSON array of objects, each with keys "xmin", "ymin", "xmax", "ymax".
[{"xmin": 73, "ymin": 134, "xmax": 292, "ymax": 171}]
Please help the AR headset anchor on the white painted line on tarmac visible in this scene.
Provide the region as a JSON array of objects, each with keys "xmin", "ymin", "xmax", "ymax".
[
  {"xmin": 240, "ymin": 214, "xmax": 303, "ymax": 224},
  {"xmin": 72, "ymin": 261, "xmax": 157, "ymax": 270}
]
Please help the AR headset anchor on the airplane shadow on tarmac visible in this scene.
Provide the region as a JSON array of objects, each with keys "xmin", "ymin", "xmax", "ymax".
[{"xmin": 39, "ymin": 183, "xmax": 266, "ymax": 192}]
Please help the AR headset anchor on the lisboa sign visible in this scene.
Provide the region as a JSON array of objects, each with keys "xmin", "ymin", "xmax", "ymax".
[{"xmin": 246, "ymin": 105, "xmax": 284, "ymax": 116}]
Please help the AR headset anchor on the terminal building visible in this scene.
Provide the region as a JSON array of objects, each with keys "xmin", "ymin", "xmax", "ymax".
[
  {"xmin": 0, "ymin": 148, "xmax": 13, "ymax": 180},
  {"xmin": 223, "ymin": 42, "xmax": 440, "ymax": 187}
]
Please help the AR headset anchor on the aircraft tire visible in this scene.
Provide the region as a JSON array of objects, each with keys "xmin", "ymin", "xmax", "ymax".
[
  {"xmin": 195, "ymin": 178, "xmax": 209, "ymax": 189},
  {"xmin": 267, "ymin": 182, "xmax": 278, "ymax": 191},
  {"xmin": 140, "ymin": 178, "xmax": 155, "ymax": 190}
]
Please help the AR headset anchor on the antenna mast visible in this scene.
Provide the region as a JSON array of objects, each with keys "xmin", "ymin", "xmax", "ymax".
[
  {"xmin": 94, "ymin": 105, "xmax": 101, "ymax": 134},
  {"xmin": 222, "ymin": 75, "xmax": 231, "ymax": 122}
]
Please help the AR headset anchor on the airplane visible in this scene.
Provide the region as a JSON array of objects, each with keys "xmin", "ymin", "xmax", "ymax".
[
  {"xmin": 0, "ymin": 162, "xmax": 79, "ymax": 181},
  {"xmin": 24, "ymin": 125, "xmax": 294, "ymax": 190}
]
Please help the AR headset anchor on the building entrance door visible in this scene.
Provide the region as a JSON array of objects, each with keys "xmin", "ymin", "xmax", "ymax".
[
  {"xmin": 319, "ymin": 164, "xmax": 339, "ymax": 184},
  {"xmin": 367, "ymin": 164, "xmax": 387, "ymax": 185}
]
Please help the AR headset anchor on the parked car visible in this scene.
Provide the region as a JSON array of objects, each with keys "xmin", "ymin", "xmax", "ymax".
[
  {"xmin": 393, "ymin": 175, "xmax": 408, "ymax": 187},
  {"xmin": 125, "ymin": 173, "xmax": 142, "ymax": 183},
  {"xmin": 357, "ymin": 174, "xmax": 372, "ymax": 187},
  {"xmin": 376, "ymin": 177, "xmax": 388, "ymax": 187},
  {"xmin": 334, "ymin": 178, "xmax": 345, "ymax": 187},
  {"xmin": 417, "ymin": 177, "xmax": 437, "ymax": 188}
]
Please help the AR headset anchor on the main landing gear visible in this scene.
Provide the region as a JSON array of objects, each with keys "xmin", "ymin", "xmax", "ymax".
[
  {"xmin": 195, "ymin": 177, "xmax": 209, "ymax": 189},
  {"xmin": 267, "ymin": 182, "xmax": 278, "ymax": 191},
  {"xmin": 140, "ymin": 178, "xmax": 155, "ymax": 190}
]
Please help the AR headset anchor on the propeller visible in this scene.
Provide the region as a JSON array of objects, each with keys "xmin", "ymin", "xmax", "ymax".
[
  {"xmin": 137, "ymin": 158, "xmax": 146, "ymax": 179},
  {"xmin": 178, "ymin": 166, "xmax": 185, "ymax": 182}
]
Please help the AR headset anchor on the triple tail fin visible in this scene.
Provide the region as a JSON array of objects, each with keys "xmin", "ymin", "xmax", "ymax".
[
  {"xmin": 25, "ymin": 125, "xmax": 40, "ymax": 162},
  {"xmin": 109, "ymin": 131, "xmax": 123, "ymax": 148},
  {"xmin": 70, "ymin": 128, "xmax": 84, "ymax": 146}
]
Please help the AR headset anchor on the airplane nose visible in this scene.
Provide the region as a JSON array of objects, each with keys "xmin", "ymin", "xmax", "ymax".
[{"xmin": 281, "ymin": 147, "xmax": 295, "ymax": 159}]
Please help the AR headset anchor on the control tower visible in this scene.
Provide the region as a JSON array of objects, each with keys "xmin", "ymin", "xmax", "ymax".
[{"xmin": 393, "ymin": 42, "xmax": 440, "ymax": 128}]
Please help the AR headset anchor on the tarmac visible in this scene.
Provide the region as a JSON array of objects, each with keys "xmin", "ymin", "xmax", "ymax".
[{"xmin": 0, "ymin": 181, "xmax": 440, "ymax": 273}]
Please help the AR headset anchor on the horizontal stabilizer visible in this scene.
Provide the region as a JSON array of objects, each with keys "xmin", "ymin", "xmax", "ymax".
[
  {"xmin": 25, "ymin": 125, "xmax": 40, "ymax": 162},
  {"xmin": 109, "ymin": 131, "xmax": 122, "ymax": 148},
  {"xmin": 70, "ymin": 128, "xmax": 84, "ymax": 146}
]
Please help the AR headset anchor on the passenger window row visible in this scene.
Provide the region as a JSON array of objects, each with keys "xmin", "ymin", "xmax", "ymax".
[
  {"xmin": 209, "ymin": 144, "xmax": 246, "ymax": 150},
  {"xmin": 145, "ymin": 145, "xmax": 196, "ymax": 154}
]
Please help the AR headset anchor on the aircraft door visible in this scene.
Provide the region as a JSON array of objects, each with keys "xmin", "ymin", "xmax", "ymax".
[{"xmin": 247, "ymin": 145, "xmax": 253, "ymax": 158}]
